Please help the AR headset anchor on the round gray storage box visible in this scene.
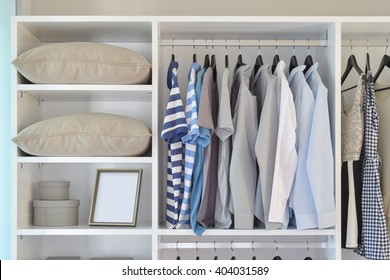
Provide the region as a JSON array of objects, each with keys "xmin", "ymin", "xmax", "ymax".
[
  {"xmin": 38, "ymin": 181, "xmax": 70, "ymax": 200},
  {"xmin": 33, "ymin": 199, "xmax": 80, "ymax": 226}
]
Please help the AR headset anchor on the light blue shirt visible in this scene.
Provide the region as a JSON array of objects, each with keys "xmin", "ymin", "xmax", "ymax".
[
  {"xmin": 190, "ymin": 67, "xmax": 209, "ymax": 236},
  {"xmin": 305, "ymin": 63, "xmax": 336, "ymax": 229},
  {"xmin": 288, "ymin": 65, "xmax": 317, "ymax": 229}
]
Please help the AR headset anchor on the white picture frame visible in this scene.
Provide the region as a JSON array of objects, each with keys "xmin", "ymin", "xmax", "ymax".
[{"xmin": 89, "ymin": 169, "xmax": 142, "ymax": 226}]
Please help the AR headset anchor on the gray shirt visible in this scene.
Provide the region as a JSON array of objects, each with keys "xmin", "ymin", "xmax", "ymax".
[{"xmin": 197, "ymin": 67, "xmax": 219, "ymax": 227}]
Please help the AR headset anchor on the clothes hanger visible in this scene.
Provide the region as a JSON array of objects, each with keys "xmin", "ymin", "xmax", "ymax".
[
  {"xmin": 341, "ymin": 40, "xmax": 363, "ymax": 85},
  {"xmin": 303, "ymin": 39, "xmax": 314, "ymax": 74},
  {"xmin": 192, "ymin": 39, "xmax": 197, "ymax": 63},
  {"xmin": 225, "ymin": 40, "xmax": 229, "ymax": 69},
  {"xmin": 176, "ymin": 241, "xmax": 180, "ymax": 260},
  {"xmin": 171, "ymin": 38, "xmax": 175, "ymax": 62},
  {"xmin": 304, "ymin": 241, "xmax": 312, "ymax": 260},
  {"xmin": 365, "ymin": 40, "xmax": 371, "ymax": 74},
  {"xmin": 374, "ymin": 39, "xmax": 390, "ymax": 83},
  {"xmin": 195, "ymin": 241, "xmax": 200, "ymax": 260},
  {"xmin": 235, "ymin": 39, "xmax": 245, "ymax": 70},
  {"xmin": 211, "ymin": 39, "xmax": 217, "ymax": 81},
  {"xmin": 251, "ymin": 241, "xmax": 256, "ymax": 260},
  {"xmin": 203, "ymin": 39, "xmax": 210, "ymax": 68},
  {"xmin": 289, "ymin": 40, "xmax": 298, "ymax": 73},
  {"xmin": 254, "ymin": 40, "xmax": 264, "ymax": 74},
  {"xmin": 230, "ymin": 241, "xmax": 236, "ymax": 260},
  {"xmin": 272, "ymin": 240, "xmax": 282, "ymax": 260},
  {"xmin": 271, "ymin": 39, "xmax": 280, "ymax": 74},
  {"xmin": 214, "ymin": 241, "xmax": 218, "ymax": 260}
]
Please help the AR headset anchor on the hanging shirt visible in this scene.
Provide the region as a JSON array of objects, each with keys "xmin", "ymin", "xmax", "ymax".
[
  {"xmin": 305, "ymin": 63, "xmax": 336, "ymax": 229},
  {"xmin": 215, "ymin": 67, "xmax": 234, "ymax": 229},
  {"xmin": 254, "ymin": 64, "xmax": 284, "ymax": 229},
  {"xmin": 161, "ymin": 60, "xmax": 188, "ymax": 229},
  {"xmin": 197, "ymin": 67, "xmax": 219, "ymax": 227},
  {"xmin": 356, "ymin": 71, "xmax": 390, "ymax": 260},
  {"xmin": 288, "ymin": 65, "xmax": 317, "ymax": 229},
  {"xmin": 268, "ymin": 60, "xmax": 298, "ymax": 228},
  {"xmin": 190, "ymin": 67, "xmax": 209, "ymax": 236},
  {"xmin": 250, "ymin": 64, "xmax": 268, "ymax": 121},
  {"xmin": 176, "ymin": 63, "xmax": 201, "ymax": 229},
  {"xmin": 229, "ymin": 65, "xmax": 258, "ymax": 229}
]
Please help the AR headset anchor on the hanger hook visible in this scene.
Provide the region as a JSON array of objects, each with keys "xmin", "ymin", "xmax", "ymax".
[
  {"xmin": 172, "ymin": 38, "xmax": 175, "ymax": 54},
  {"xmin": 307, "ymin": 241, "xmax": 310, "ymax": 252},
  {"xmin": 274, "ymin": 240, "xmax": 279, "ymax": 252},
  {"xmin": 238, "ymin": 39, "xmax": 241, "ymax": 54},
  {"xmin": 386, "ymin": 39, "xmax": 389, "ymax": 55},
  {"xmin": 350, "ymin": 39, "xmax": 353, "ymax": 55},
  {"xmin": 293, "ymin": 39, "xmax": 296, "ymax": 55},
  {"xmin": 258, "ymin": 39, "xmax": 261, "ymax": 55},
  {"xmin": 252, "ymin": 241, "xmax": 255, "ymax": 252},
  {"xmin": 193, "ymin": 38, "xmax": 195, "ymax": 50},
  {"xmin": 205, "ymin": 38, "xmax": 208, "ymax": 50},
  {"xmin": 196, "ymin": 241, "xmax": 198, "ymax": 252},
  {"xmin": 176, "ymin": 241, "xmax": 179, "ymax": 253},
  {"xmin": 212, "ymin": 38, "xmax": 214, "ymax": 50},
  {"xmin": 307, "ymin": 39, "xmax": 311, "ymax": 54},
  {"xmin": 366, "ymin": 39, "xmax": 369, "ymax": 51},
  {"xmin": 275, "ymin": 39, "xmax": 278, "ymax": 54},
  {"xmin": 231, "ymin": 240, "xmax": 234, "ymax": 252},
  {"xmin": 214, "ymin": 241, "xmax": 217, "ymax": 252}
]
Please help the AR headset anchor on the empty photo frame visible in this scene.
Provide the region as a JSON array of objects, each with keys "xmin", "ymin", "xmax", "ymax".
[{"xmin": 89, "ymin": 169, "xmax": 142, "ymax": 226}]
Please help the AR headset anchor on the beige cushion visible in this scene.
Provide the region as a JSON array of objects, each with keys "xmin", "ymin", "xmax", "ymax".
[
  {"xmin": 12, "ymin": 42, "xmax": 151, "ymax": 84},
  {"xmin": 12, "ymin": 113, "xmax": 151, "ymax": 157}
]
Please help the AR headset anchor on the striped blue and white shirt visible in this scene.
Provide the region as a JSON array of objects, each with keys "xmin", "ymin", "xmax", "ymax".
[
  {"xmin": 176, "ymin": 63, "xmax": 201, "ymax": 229},
  {"xmin": 161, "ymin": 60, "xmax": 188, "ymax": 229}
]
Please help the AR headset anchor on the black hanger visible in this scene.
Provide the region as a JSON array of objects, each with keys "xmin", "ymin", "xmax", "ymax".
[
  {"xmin": 289, "ymin": 42, "xmax": 298, "ymax": 73},
  {"xmin": 236, "ymin": 54, "xmax": 245, "ymax": 69},
  {"xmin": 251, "ymin": 241, "xmax": 256, "ymax": 260},
  {"xmin": 271, "ymin": 54, "xmax": 280, "ymax": 74},
  {"xmin": 204, "ymin": 54, "xmax": 210, "ymax": 68},
  {"xmin": 225, "ymin": 54, "xmax": 229, "ymax": 68},
  {"xmin": 374, "ymin": 54, "xmax": 390, "ymax": 82},
  {"xmin": 366, "ymin": 52, "xmax": 371, "ymax": 73},
  {"xmin": 341, "ymin": 54, "xmax": 363, "ymax": 85},
  {"xmin": 211, "ymin": 54, "xmax": 217, "ymax": 81},
  {"xmin": 303, "ymin": 55, "xmax": 313, "ymax": 74},
  {"xmin": 254, "ymin": 44, "xmax": 264, "ymax": 74},
  {"xmin": 176, "ymin": 241, "xmax": 180, "ymax": 260},
  {"xmin": 193, "ymin": 53, "xmax": 197, "ymax": 63},
  {"xmin": 289, "ymin": 55, "xmax": 298, "ymax": 73}
]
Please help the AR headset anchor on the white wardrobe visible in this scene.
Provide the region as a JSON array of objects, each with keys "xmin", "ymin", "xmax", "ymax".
[{"xmin": 10, "ymin": 16, "xmax": 390, "ymax": 260}]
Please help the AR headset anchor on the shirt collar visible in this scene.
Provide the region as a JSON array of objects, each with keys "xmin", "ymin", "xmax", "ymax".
[
  {"xmin": 288, "ymin": 65, "xmax": 306, "ymax": 83},
  {"xmin": 274, "ymin": 60, "xmax": 286, "ymax": 74},
  {"xmin": 250, "ymin": 63, "xmax": 270, "ymax": 88},
  {"xmin": 304, "ymin": 62, "xmax": 319, "ymax": 80}
]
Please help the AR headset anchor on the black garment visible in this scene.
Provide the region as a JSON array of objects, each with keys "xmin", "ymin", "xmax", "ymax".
[{"xmin": 341, "ymin": 160, "xmax": 363, "ymax": 249}]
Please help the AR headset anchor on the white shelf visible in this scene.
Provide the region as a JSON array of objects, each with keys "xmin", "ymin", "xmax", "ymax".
[
  {"xmin": 17, "ymin": 224, "xmax": 152, "ymax": 236},
  {"xmin": 17, "ymin": 84, "xmax": 153, "ymax": 102},
  {"xmin": 158, "ymin": 228, "xmax": 336, "ymax": 236},
  {"xmin": 17, "ymin": 156, "xmax": 153, "ymax": 164}
]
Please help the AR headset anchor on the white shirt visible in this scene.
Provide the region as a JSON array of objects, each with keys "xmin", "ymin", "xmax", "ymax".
[
  {"xmin": 268, "ymin": 61, "xmax": 298, "ymax": 227},
  {"xmin": 288, "ymin": 65, "xmax": 317, "ymax": 229},
  {"xmin": 305, "ymin": 62, "xmax": 336, "ymax": 229},
  {"xmin": 229, "ymin": 65, "xmax": 258, "ymax": 229}
]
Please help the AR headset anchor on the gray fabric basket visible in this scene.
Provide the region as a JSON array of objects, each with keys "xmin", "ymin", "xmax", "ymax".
[
  {"xmin": 33, "ymin": 199, "xmax": 80, "ymax": 226},
  {"xmin": 38, "ymin": 181, "xmax": 70, "ymax": 200}
]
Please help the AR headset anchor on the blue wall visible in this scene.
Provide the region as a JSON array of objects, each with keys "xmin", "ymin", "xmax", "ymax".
[{"xmin": 0, "ymin": 0, "xmax": 14, "ymax": 260}]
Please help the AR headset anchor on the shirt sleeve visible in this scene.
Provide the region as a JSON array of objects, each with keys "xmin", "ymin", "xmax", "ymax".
[{"xmin": 306, "ymin": 85, "xmax": 336, "ymax": 229}]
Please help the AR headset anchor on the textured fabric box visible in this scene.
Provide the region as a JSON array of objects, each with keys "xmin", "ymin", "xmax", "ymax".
[
  {"xmin": 38, "ymin": 181, "xmax": 70, "ymax": 200},
  {"xmin": 12, "ymin": 42, "xmax": 152, "ymax": 84},
  {"xmin": 33, "ymin": 199, "xmax": 80, "ymax": 226}
]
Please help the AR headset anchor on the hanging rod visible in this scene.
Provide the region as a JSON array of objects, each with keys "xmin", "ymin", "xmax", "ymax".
[
  {"xmin": 342, "ymin": 39, "xmax": 390, "ymax": 48},
  {"xmin": 159, "ymin": 241, "xmax": 331, "ymax": 250},
  {"xmin": 160, "ymin": 39, "xmax": 327, "ymax": 47}
]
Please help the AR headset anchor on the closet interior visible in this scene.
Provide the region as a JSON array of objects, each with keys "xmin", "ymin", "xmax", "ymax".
[{"xmin": 11, "ymin": 16, "xmax": 390, "ymax": 260}]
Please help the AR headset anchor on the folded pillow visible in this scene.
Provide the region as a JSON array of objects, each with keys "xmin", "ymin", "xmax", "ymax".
[
  {"xmin": 12, "ymin": 113, "xmax": 151, "ymax": 157},
  {"xmin": 12, "ymin": 42, "xmax": 151, "ymax": 84}
]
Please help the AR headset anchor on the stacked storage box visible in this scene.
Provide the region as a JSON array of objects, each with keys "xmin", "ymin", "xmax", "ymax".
[{"xmin": 33, "ymin": 181, "xmax": 80, "ymax": 226}]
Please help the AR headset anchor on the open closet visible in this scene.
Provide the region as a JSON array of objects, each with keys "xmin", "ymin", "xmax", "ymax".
[{"xmin": 10, "ymin": 15, "xmax": 390, "ymax": 260}]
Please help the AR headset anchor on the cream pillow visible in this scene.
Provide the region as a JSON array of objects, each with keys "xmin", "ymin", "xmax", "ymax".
[
  {"xmin": 12, "ymin": 42, "xmax": 151, "ymax": 84},
  {"xmin": 12, "ymin": 113, "xmax": 152, "ymax": 157}
]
